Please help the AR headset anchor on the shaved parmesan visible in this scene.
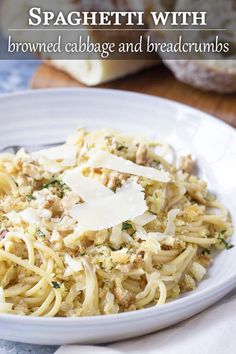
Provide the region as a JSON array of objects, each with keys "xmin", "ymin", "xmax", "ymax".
[
  {"xmin": 5, "ymin": 208, "xmax": 41, "ymax": 226},
  {"xmin": 33, "ymin": 144, "xmax": 76, "ymax": 173},
  {"xmin": 5, "ymin": 211, "xmax": 22, "ymax": 224},
  {"xmin": 64, "ymin": 253, "xmax": 83, "ymax": 276},
  {"xmin": 110, "ymin": 224, "xmax": 123, "ymax": 249},
  {"xmin": 35, "ymin": 160, "xmax": 63, "ymax": 174},
  {"xmin": 65, "ymin": 180, "xmax": 147, "ymax": 245},
  {"xmin": 132, "ymin": 212, "xmax": 156, "ymax": 226},
  {"xmin": 20, "ymin": 208, "xmax": 41, "ymax": 225},
  {"xmin": 147, "ymin": 232, "xmax": 175, "ymax": 247},
  {"xmin": 86, "ymin": 150, "xmax": 170, "ymax": 183},
  {"xmin": 61, "ymin": 167, "xmax": 113, "ymax": 201},
  {"xmin": 34, "ymin": 144, "xmax": 76, "ymax": 161}
]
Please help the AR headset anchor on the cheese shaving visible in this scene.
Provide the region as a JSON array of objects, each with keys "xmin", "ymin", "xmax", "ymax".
[
  {"xmin": 33, "ymin": 144, "xmax": 76, "ymax": 162},
  {"xmin": 33, "ymin": 144, "xmax": 76, "ymax": 173},
  {"xmin": 61, "ymin": 167, "xmax": 113, "ymax": 201},
  {"xmin": 85, "ymin": 150, "xmax": 170, "ymax": 183},
  {"xmin": 6, "ymin": 209, "xmax": 41, "ymax": 226},
  {"xmin": 64, "ymin": 253, "xmax": 83, "ymax": 276},
  {"xmin": 132, "ymin": 212, "xmax": 156, "ymax": 226},
  {"xmin": 19, "ymin": 208, "xmax": 41, "ymax": 225},
  {"xmin": 66, "ymin": 180, "xmax": 147, "ymax": 241}
]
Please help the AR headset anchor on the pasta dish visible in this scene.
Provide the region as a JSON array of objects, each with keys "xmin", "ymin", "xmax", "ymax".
[{"xmin": 0, "ymin": 129, "xmax": 233, "ymax": 317}]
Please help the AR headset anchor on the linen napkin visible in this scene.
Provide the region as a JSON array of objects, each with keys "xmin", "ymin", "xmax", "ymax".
[{"xmin": 55, "ymin": 289, "xmax": 236, "ymax": 354}]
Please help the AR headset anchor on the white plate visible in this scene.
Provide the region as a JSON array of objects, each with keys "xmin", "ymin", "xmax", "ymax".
[{"xmin": 0, "ymin": 89, "xmax": 235, "ymax": 346}]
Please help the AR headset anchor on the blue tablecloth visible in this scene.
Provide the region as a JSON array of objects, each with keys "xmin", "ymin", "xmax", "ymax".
[
  {"xmin": 0, "ymin": 60, "xmax": 40, "ymax": 94},
  {"xmin": 0, "ymin": 58, "xmax": 59, "ymax": 353}
]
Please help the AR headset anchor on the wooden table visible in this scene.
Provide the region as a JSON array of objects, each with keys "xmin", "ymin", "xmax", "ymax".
[{"xmin": 31, "ymin": 63, "xmax": 236, "ymax": 128}]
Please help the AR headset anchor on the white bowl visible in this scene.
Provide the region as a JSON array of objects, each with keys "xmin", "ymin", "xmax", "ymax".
[{"xmin": 0, "ymin": 89, "xmax": 235, "ymax": 345}]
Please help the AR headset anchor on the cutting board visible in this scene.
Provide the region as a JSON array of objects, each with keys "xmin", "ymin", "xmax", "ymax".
[{"xmin": 30, "ymin": 63, "xmax": 236, "ymax": 128}]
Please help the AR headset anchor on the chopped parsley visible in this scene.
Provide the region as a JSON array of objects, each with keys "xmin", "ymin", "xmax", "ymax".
[
  {"xmin": 37, "ymin": 229, "xmax": 45, "ymax": 239},
  {"xmin": 117, "ymin": 144, "xmax": 128, "ymax": 152},
  {"xmin": 51, "ymin": 281, "xmax": 60, "ymax": 289},
  {"xmin": 122, "ymin": 222, "xmax": 132, "ymax": 231},
  {"xmin": 152, "ymin": 160, "xmax": 161, "ymax": 168},
  {"xmin": 218, "ymin": 230, "xmax": 234, "ymax": 250},
  {"xmin": 43, "ymin": 177, "xmax": 60, "ymax": 189},
  {"xmin": 202, "ymin": 249, "xmax": 211, "ymax": 255},
  {"xmin": 26, "ymin": 194, "xmax": 36, "ymax": 201},
  {"xmin": 13, "ymin": 179, "xmax": 19, "ymax": 187},
  {"xmin": 42, "ymin": 177, "xmax": 70, "ymax": 198},
  {"xmin": 218, "ymin": 236, "xmax": 234, "ymax": 250}
]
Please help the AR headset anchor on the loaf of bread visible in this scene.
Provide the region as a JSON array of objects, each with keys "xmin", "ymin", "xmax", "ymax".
[
  {"xmin": 160, "ymin": 0, "xmax": 236, "ymax": 93},
  {"xmin": 46, "ymin": 59, "xmax": 156, "ymax": 86},
  {"xmin": 0, "ymin": 0, "xmax": 158, "ymax": 85},
  {"xmin": 165, "ymin": 60, "xmax": 236, "ymax": 93},
  {"xmin": 2, "ymin": 0, "xmax": 234, "ymax": 92}
]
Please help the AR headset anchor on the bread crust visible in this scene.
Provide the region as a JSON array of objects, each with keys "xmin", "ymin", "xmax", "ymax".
[
  {"xmin": 164, "ymin": 60, "xmax": 236, "ymax": 93},
  {"xmin": 160, "ymin": 0, "xmax": 236, "ymax": 93}
]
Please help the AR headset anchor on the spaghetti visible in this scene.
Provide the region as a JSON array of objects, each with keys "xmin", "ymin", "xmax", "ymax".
[{"xmin": 0, "ymin": 128, "xmax": 233, "ymax": 317}]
